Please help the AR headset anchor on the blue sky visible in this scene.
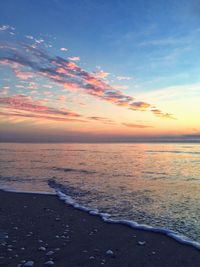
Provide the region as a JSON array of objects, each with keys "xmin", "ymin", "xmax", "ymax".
[
  {"xmin": 0, "ymin": 0, "xmax": 200, "ymax": 141},
  {"xmin": 1, "ymin": 0, "xmax": 200, "ymax": 89}
]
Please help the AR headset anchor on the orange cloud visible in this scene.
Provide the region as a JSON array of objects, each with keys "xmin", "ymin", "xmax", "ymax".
[
  {"xmin": 122, "ymin": 123, "xmax": 154, "ymax": 128},
  {"xmin": 151, "ymin": 109, "xmax": 176, "ymax": 119},
  {"xmin": 93, "ymin": 70, "xmax": 109, "ymax": 79},
  {"xmin": 129, "ymin": 101, "xmax": 151, "ymax": 111}
]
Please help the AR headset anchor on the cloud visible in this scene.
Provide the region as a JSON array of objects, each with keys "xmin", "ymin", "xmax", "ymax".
[
  {"xmin": 151, "ymin": 109, "xmax": 176, "ymax": 119},
  {"xmin": 68, "ymin": 56, "xmax": 80, "ymax": 61},
  {"xmin": 0, "ymin": 25, "xmax": 15, "ymax": 31},
  {"xmin": 0, "ymin": 94, "xmax": 116, "ymax": 125},
  {"xmin": 122, "ymin": 123, "xmax": 154, "ymax": 128},
  {"xmin": 113, "ymin": 85, "xmax": 128, "ymax": 90},
  {"xmin": 93, "ymin": 70, "xmax": 109, "ymax": 79},
  {"xmin": 60, "ymin": 47, "xmax": 68, "ymax": 51},
  {"xmin": 26, "ymin": 35, "xmax": 34, "ymax": 40},
  {"xmin": 0, "ymin": 42, "xmax": 173, "ymax": 118},
  {"xmin": 87, "ymin": 116, "xmax": 114, "ymax": 124},
  {"xmin": 116, "ymin": 76, "xmax": 132, "ymax": 80},
  {"xmin": 129, "ymin": 101, "xmax": 151, "ymax": 111},
  {"xmin": 0, "ymin": 111, "xmax": 86, "ymax": 123},
  {"xmin": 13, "ymin": 69, "xmax": 33, "ymax": 80},
  {"xmin": 0, "ymin": 94, "xmax": 84, "ymax": 122}
]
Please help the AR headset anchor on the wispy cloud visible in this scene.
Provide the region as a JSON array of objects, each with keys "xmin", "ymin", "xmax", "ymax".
[
  {"xmin": 60, "ymin": 47, "xmax": 68, "ymax": 51},
  {"xmin": 0, "ymin": 111, "xmax": 85, "ymax": 123},
  {"xmin": 0, "ymin": 24, "xmax": 15, "ymax": 31},
  {"xmin": 0, "ymin": 94, "xmax": 85, "ymax": 122},
  {"xmin": 68, "ymin": 56, "xmax": 80, "ymax": 61},
  {"xmin": 0, "ymin": 42, "xmax": 173, "ymax": 119},
  {"xmin": 0, "ymin": 94, "xmax": 116, "ymax": 124},
  {"xmin": 151, "ymin": 109, "xmax": 176, "ymax": 119},
  {"xmin": 93, "ymin": 70, "xmax": 109, "ymax": 79},
  {"xmin": 87, "ymin": 116, "xmax": 114, "ymax": 124},
  {"xmin": 116, "ymin": 76, "xmax": 132, "ymax": 81},
  {"xmin": 122, "ymin": 123, "xmax": 154, "ymax": 128},
  {"xmin": 113, "ymin": 85, "xmax": 128, "ymax": 90}
]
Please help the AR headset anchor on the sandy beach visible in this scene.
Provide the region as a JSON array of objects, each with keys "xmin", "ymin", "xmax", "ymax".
[{"xmin": 0, "ymin": 190, "xmax": 199, "ymax": 267}]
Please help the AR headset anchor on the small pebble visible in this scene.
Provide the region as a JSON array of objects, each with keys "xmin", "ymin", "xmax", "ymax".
[
  {"xmin": 138, "ymin": 241, "xmax": 146, "ymax": 246},
  {"xmin": 38, "ymin": 246, "xmax": 46, "ymax": 251},
  {"xmin": 106, "ymin": 249, "xmax": 114, "ymax": 256},
  {"xmin": 46, "ymin": 251, "xmax": 54, "ymax": 256},
  {"xmin": 89, "ymin": 256, "xmax": 95, "ymax": 260}
]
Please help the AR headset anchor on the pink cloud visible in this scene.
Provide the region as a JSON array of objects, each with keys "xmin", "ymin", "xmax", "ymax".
[
  {"xmin": 14, "ymin": 69, "xmax": 33, "ymax": 80},
  {"xmin": 0, "ymin": 111, "xmax": 86, "ymax": 123},
  {"xmin": 93, "ymin": 70, "xmax": 109, "ymax": 79},
  {"xmin": 0, "ymin": 43, "xmax": 174, "ymax": 119},
  {"xmin": 60, "ymin": 47, "xmax": 68, "ymax": 52},
  {"xmin": 68, "ymin": 56, "xmax": 80, "ymax": 61},
  {"xmin": 0, "ymin": 95, "xmax": 115, "ymax": 125},
  {"xmin": 0, "ymin": 94, "xmax": 81, "ymax": 117},
  {"xmin": 122, "ymin": 123, "xmax": 153, "ymax": 128},
  {"xmin": 113, "ymin": 85, "xmax": 129, "ymax": 90}
]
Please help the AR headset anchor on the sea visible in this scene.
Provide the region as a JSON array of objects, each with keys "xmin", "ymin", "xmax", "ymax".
[{"xmin": 0, "ymin": 143, "xmax": 200, "ymax": 246}]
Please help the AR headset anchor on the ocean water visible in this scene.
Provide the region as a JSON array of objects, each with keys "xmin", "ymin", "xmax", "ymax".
[{"xmin": 1, "ymin": 143, "xmax": 200, "ymax": 244}]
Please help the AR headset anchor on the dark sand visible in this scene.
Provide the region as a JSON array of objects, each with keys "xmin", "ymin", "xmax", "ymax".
[{"xmin": 0, "ymin": 191, "xmax": 199, "ymax": 267}]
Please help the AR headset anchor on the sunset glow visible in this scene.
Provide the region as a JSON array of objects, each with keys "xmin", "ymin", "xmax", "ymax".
[{"xmin": 0, "ymin": 1, "xmax": 200, "ymax": 142}]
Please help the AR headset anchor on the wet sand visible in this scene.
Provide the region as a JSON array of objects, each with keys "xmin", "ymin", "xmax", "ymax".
[{"xmin": 0, "ymin": 190, "xmax": 199, "ymax": 267}]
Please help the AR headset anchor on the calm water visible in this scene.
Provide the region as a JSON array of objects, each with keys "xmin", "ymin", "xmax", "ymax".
[{"xmin": 1, "ymin": 143, "xmax": 200, "ymax": 242}]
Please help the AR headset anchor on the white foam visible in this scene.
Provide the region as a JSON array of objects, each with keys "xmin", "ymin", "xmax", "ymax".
[
  {"xmin": 0, "ymin": 187, "xmax": 56, "ymax": 196},
  {"xmin": 1, "ymin": 186, "xmax": 200, "ymax": 250},
  {"xmin": 55, "ymin": 189, "xmax": 200, "ymax": 250}
]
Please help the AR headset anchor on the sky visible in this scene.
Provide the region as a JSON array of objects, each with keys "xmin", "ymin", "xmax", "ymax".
[{"xmin": 0, "ymin": 0, "xmax": 200, "ymax": 142}]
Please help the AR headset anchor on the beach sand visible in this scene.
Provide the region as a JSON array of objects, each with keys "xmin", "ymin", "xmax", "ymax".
[{"xmin": 0, "ymin": 190, "xmax": 199, "ymax": 267}]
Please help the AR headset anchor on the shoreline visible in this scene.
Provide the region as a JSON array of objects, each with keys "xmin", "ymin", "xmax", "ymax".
[
  {"xmin": 3, "ymin": 186, "xmax": 200, "ymax": 250},
  {"xmin": 0, "ymin": 190, "xmax": 200, "ymax": 266}
]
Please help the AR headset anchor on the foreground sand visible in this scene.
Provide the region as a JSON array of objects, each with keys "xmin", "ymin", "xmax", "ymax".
[{"xmin": 0, "ymin": 191, "xmax": 199, "ymax": 267}]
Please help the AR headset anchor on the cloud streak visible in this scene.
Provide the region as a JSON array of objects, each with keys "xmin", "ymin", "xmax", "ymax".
[
  {"xmin": 0, "ymin": 94, "xmax": 85, "ymax": 122},
  {"xmin": 122, "ymin": 123, "xmax": 154, "ymax": 128},
  {"xmin": 0, "ymin": 42, "xmax": 173, "ymax": 119},
  {"xmin": 0, "ymin": 94, "xmax": 116, "ymax": 124}
]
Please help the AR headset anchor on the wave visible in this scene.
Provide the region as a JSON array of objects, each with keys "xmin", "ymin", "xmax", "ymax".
[
  {"xmin": 48, "ymin": 179, "xmax": 200, "ymax": 251},
  {"xmin": 146, "ymin": 150, "xmax": 200, "ymax": 155},
  {"xmin": 52, "ymin": 167, "xmax": 96, "ymax": 174},
  {"xmin": 1, "ymin": 182, "xmax": 200, "ymax": 251}
]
